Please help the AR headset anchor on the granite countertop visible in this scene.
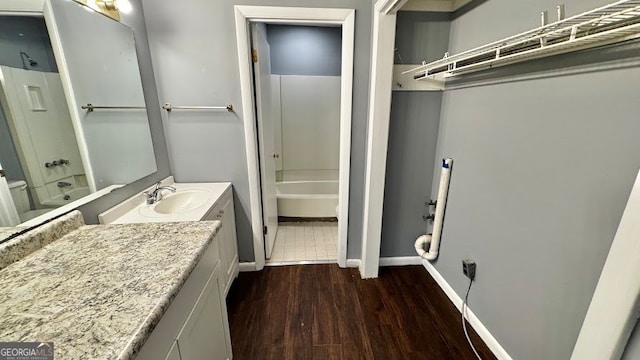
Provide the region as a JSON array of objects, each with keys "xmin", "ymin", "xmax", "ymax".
[
  {"xmin": 0, "ymin": 211, "xmax": 85, "ymax": 270},
  {"xmin": 0, "ymin": 227, "xmax": 22, "ymax": 239},
  {"xmin": 0, "ymin": 220, "xmax": 221, "ymax": 359}
]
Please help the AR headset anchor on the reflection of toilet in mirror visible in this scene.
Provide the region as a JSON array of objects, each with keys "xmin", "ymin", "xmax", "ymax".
[{"xmin": 8, "ymin": 180, "xmax": 50, "ymax": 223}]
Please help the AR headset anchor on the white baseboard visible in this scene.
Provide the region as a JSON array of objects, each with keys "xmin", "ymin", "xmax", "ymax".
[
  {"xmin": 421, "ymin": 260, "xmax": 513, "ymax": 360},
  {"xmin": 239, "ymin": 262, "xmax": 257, "ymax": 272},
  {"xmin": 380, "ymin": 256, "xmax": 423, "ymax": 266},
  {"xmin": 346, "ymin": 259, "xmax": 361, "ymax": 268}
]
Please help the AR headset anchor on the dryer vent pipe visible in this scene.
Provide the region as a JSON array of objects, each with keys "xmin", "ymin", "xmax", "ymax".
[{"xmin": 415, "ymin": 158, "xmax": 453, "ymax": 261}]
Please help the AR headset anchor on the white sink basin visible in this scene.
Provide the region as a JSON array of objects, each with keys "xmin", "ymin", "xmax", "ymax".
[
  {"xmin": 139, "ymin": 189, "xmax": 213, "ymax": 218},
  {"xmin": 98, "ymin": 178, "xmax": 232, "ymax": 225}
]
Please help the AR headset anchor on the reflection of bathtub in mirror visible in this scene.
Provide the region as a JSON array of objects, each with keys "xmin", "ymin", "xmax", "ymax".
[{"xmin": 0, "ymin": 0, "xmax": 157, "ymax": 229}]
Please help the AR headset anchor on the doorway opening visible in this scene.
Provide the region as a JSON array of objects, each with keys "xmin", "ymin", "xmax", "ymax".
[
  {"xmin": 253, "ymin": 23, "xmax": 341, "ymax": 265},
  {"xmin": 235, "ymin": 6, "xmax": 355, "ymax": 269}
]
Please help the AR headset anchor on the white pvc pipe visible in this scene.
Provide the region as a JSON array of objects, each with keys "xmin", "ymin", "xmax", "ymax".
[{"xmin": 415, "ymin": 158, "xmax": 453, "ymax": 261}]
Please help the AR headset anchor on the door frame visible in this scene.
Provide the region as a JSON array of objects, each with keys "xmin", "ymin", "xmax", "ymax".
[
  {"xmin": 234, "ymin": 6, "xmax": 355, "ymax": 270},
  {"xmin": 360, "ymin": 0, "xmax": 406, "ymax": 278}
]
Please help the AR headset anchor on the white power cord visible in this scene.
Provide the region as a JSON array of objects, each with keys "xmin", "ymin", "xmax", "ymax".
[{"xmin": 462, "ymin": 279, "xmax": 483, "ymax": 360}]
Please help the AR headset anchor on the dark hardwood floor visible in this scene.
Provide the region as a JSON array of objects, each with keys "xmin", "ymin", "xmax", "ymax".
[{"xmin": 227, "ymin": 265, "xmax": 496, "ymax": 360}]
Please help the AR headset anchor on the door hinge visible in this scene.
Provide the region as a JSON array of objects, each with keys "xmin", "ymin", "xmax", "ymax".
[
  {"xmin": 252, "ymin": 49, "xmax": 258, "ymax": 63},
  {"xmin": 263, "ymin": 226, "xmax": 268, "ymax": 235}
]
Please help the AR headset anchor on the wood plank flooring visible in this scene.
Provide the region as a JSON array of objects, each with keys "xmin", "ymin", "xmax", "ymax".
[{"xmin": 227, "ymin": 265, "xmax": 497, "ymax": 360}]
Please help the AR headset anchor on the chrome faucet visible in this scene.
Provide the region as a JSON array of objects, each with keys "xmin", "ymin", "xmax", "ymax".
[
  {"xmin": 57, "ymin": 181, "xmax": 72, "ymax": 188},
  {"xmin": 143, "ymin": 182, "xmax": 177, "ymax": 204}
]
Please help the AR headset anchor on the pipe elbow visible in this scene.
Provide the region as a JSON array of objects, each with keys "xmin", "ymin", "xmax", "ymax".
[
  {"xmin": 414, "ymin": 234, "xmax": 431, "ymax": 257},
  {"xmin": 415, "ymin": 234, "xmax": 439, "ymax": 260},
  {"xmin": 423, "ymin": 251, "xmax": 438, "ymax": 261}
]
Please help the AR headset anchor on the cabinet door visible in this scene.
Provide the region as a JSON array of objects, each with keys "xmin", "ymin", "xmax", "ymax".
[
  {"xmin": 177, "ymin": 263, "xmax": 230, "ymax": 360},
  {"xmin": 164, "ymin": 340, "xmax": 181, "ymax": 360}
]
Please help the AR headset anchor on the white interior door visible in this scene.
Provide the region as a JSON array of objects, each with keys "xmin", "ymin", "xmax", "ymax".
[{"xmin": 251, "ymin": 23, "xmax": 278, "ymax": 259}]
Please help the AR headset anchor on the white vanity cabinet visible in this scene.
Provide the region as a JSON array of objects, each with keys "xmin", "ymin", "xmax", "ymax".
[
  {"xmin": 100, "ymin": 180, "xmax": 240, "ymax": 297},
  {"xmin": 99, "ymin": 180, "xmax": 240, "ymax": 359},
  {"xmin": 177, "ymin": 263, "xmax": 229, "ymax": 360},
  {"xmin": 137, "ymin": 235, "xmax": 232, "ymax": 360},
  {"xmin": 202, "ymin": 186, "xmax": 239, "ymax": 296}
]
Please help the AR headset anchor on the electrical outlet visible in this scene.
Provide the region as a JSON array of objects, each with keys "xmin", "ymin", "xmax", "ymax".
[{"xmin": 462, "ymin": 259, "xmax": 476, "ymax": 281}]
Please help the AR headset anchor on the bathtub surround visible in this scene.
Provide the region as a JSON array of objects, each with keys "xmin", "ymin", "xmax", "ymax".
[
  {"xmin": 274, "ymin": 75, "xmax": 341, "ymax": 176},
  {"xmin": 267, "ymin": 26, "xmax": 342, "ymax": 185}
]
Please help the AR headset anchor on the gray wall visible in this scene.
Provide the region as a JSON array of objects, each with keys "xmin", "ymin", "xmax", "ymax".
[
  {"xmin": 429, "ymin": 1, "xmax": 640, "ymax": 359},
  {"xmin": 266, "ymin": 25, "xmax": 342, "ymax": 76},
  {"xmin": 141, "ymin": 0, "xmax": 372, "ymax": 262},
  {"xmin": 380, "ymin": 12, "xmax": 449, "ymax": 257},
  {"xmin": 0, "ymin": 16, "xmax": 57, "ymax": 72},
  {"xmin": 393, "ymin": 11, "xmax": 451, "ymax": 65},
  {"xmin": 77, "ymin": 0, "xmax": 171, "ymax": 223}
]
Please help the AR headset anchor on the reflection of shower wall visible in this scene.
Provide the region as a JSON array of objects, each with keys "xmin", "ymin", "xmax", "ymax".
[
  {"xmin": 272, "ymin": 75, "xmax": 341, "ymax": 182},
  {"xmin": 0, "ymin": 16, "xmax": 58, "ymax": 182},
  {"xmin": 0, "ymin": 66, "xmax": 87, "ymax": 209}
]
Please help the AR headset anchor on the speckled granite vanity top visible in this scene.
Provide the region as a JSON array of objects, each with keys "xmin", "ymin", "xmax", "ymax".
[
  {"xmin": 0, "ymin": 227, "xmax": 22, "ymax": 239},
  {"xmin": 0, "ymin": 211, "xmax": 85, "ymax": 270},
  {"xmin": 0, "ymin": 218, "xmax": 221, "ymax": 359}
]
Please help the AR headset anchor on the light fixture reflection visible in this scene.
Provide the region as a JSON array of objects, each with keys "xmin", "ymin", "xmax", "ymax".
[{"xmin": 116, "ymin": 0, "xmax": 133, "ymax": 14}]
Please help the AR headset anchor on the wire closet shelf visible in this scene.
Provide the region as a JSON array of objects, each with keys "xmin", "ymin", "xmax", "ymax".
[{"xmin": 406, "ymin": 0, "xmax": 640, "ymax": 81}]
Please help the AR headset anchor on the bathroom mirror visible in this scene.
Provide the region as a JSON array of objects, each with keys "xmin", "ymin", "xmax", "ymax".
[{"xmin": 0, "ymin": 0, "xmax": 157, "ymax": 235}]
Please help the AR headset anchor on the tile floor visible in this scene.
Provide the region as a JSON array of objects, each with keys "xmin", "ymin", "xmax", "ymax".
[{"xmin": 267, "ymin": 222, "xmax": 338, "ymax": 262}]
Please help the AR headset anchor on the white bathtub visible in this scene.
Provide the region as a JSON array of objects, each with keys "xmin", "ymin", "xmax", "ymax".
[{"xmin": 276, "ymin": 180, "xmax": 338, "ymax": 218}]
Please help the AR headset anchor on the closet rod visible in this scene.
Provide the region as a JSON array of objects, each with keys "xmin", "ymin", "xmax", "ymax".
[
  {"xmin": 162, "ymin": 103, "xmax": 234, "ymax": 112},
  {"xmin": 81, "ymin": 104, "xmax": 146, "ymax": 112}
]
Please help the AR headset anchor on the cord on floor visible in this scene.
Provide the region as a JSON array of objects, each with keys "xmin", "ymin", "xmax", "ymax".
[{"xmin": 462, "ymin": 278, "xmax": 483, "ymax": 360}]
